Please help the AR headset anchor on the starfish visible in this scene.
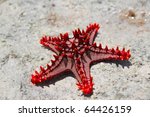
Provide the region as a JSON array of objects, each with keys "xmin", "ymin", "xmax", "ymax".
[{"xmin": 31, "ymin": 23, "xmax": 131, "ymax": 95}]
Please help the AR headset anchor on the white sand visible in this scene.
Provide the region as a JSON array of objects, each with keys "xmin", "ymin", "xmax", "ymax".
[{"xmin": 0, "ymin": 0, "xmax": 150, "ymax": 99}]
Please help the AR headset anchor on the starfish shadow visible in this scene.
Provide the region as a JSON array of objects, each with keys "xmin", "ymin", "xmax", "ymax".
[
  {"xmin": 91, "ymin": 59, "xmax": 132, "ymax": 69},
  {"xmin": 36, "ymin": 71, "xmax": 75, "ymax": 87},
  {"xmin": 36, "ymin": 60, "xmax": 132, "ymax": 97},
  {"xmin": 102, "ymin": 60, "xmax": 132, "ymax": 68},
  {"xmin": 81, "ymin": 92, "xmax": 94, "ymax": 97},
  {"xmin": 36, "ymin": 71, "xmax": 94, "ymax": 97}
]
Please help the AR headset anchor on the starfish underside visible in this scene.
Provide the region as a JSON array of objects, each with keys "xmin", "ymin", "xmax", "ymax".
[{"xmin": 31, "ymin": 23, "xmax": 131, "ymax": 95}]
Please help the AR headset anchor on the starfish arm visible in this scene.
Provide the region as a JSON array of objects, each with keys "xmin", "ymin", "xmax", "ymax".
[
  {"xmin": 40, "ymin": 33, "xmax": 70, "ymax": 55},
  {"xmin": 88, "ymin": 44, "xmax": 131, "ymax": 63},
  {"xmin": 85, "ymin": 23, "xmax": 100, "ymax": 45},
  {"xmin": 71, "ymin": 57, "xmax": 94, "ymax": 95},
  {"xmin": 40, "ymin": 36, "xmax": 61, "ymax": 54},
  {"xmin": 31, "ymin": 54, "xmax": 68, "ymax": 84},
  {"xmin": 71, "ymin": 23, "xmax": 100, "ymax": 45}
]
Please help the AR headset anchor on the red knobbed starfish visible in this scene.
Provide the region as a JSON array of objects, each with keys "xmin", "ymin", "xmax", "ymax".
[{"xmin": 31, "ymin": 23, "xmax": 131, "ymax": 95}]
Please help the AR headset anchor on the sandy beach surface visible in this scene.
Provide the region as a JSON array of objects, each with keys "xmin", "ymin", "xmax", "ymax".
[{"xmin": 0, "ymin": 0, "xmax": 150, "ymax": 99}]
